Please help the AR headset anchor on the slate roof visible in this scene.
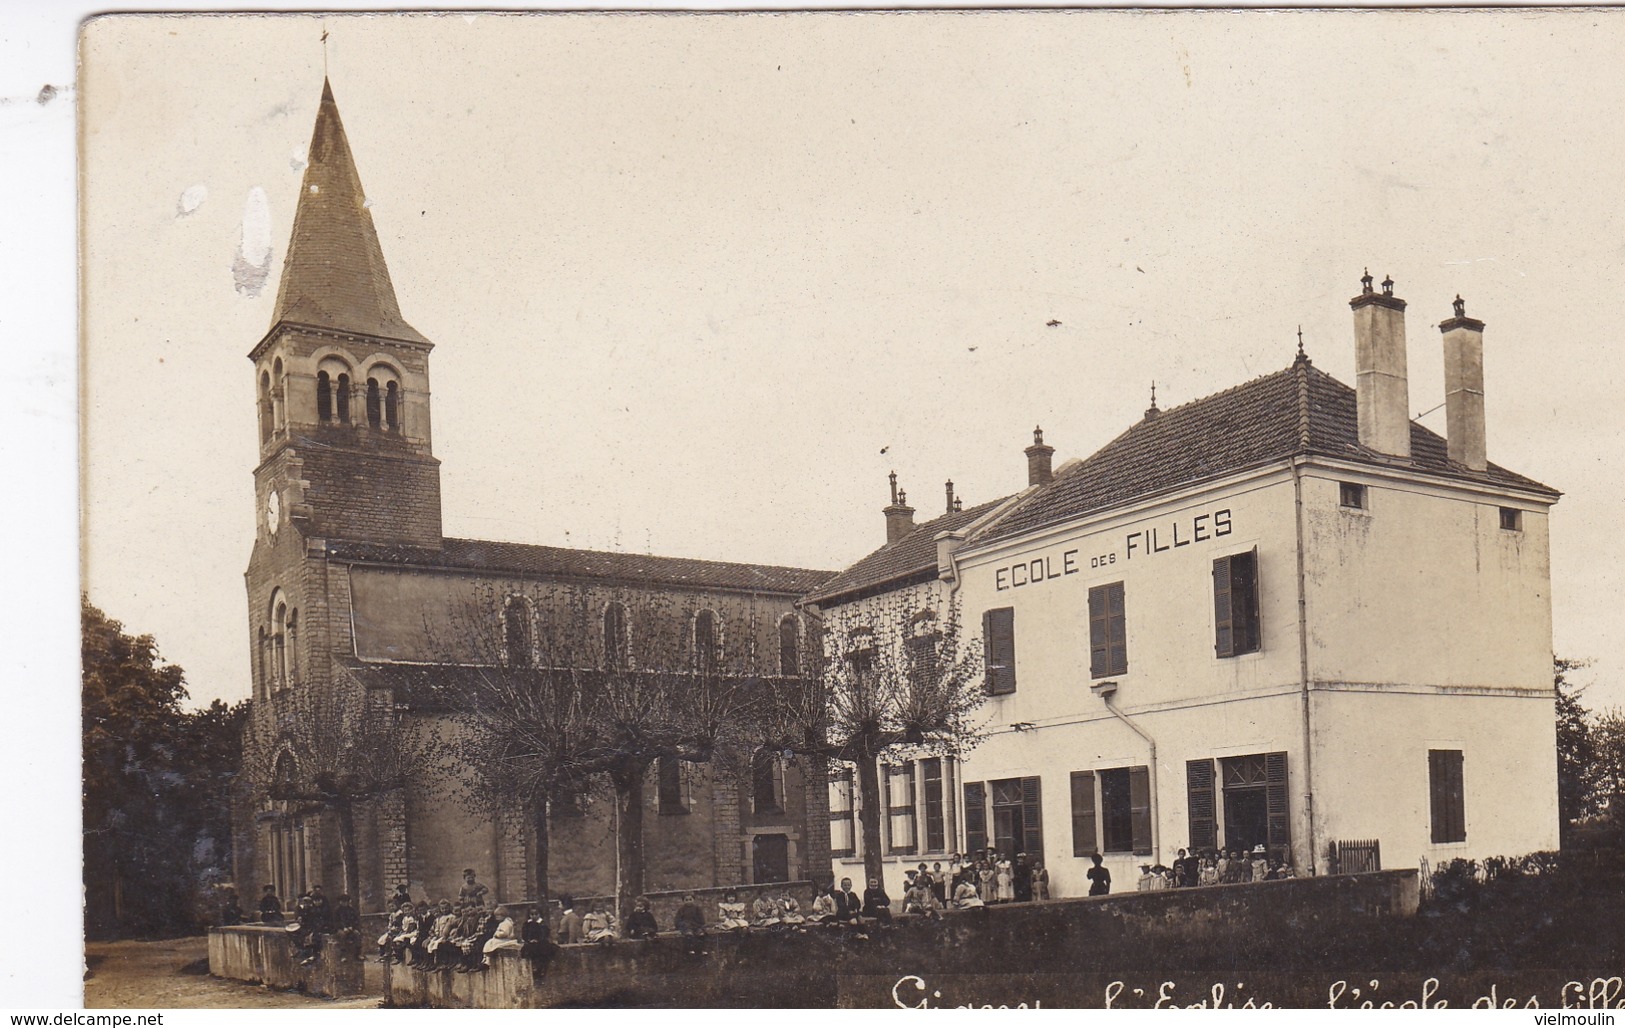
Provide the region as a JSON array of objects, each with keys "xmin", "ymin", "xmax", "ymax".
[
  {"xmin": 268, "ymin": 79, "xmax": 430, "ymax": 346},
  {"xmin": 324, "ymin": 536, "xmax": 835, "ymax": 595},
  {"xmin": 803, "ymin": 497, "xmax": 1012, "ymax": 605},
  {"xmin": 982, "ymin": 356, "xmax": 1560, "ymax": 545}
]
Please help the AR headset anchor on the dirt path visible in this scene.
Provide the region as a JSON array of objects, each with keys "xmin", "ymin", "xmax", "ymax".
[{"xmin": 84, "ymin": 937, "xmax": 383, "ymax": 1009}]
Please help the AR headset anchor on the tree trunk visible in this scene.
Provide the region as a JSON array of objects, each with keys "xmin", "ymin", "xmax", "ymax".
[
  {"xmin": 529, "ymin": 796, "xmax": 551, "ymax": 934},
  {"xmin": 334, "ymin": 800, "xmax": 361, "ymax": 906},
  {"xmin": 855, "ymin": 750, "xmax": 886, "ymax": 892},
  {"xmin": 610, "ymin": 762, "xmax": 647, "ymax": 929}
]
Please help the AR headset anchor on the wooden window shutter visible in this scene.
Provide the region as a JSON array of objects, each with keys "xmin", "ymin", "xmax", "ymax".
[
  {"xmin": 1021, "ymin": 776, "xmax": 1044, "ymax": 856},
  {"xmin": 1213, "ymin": 555, "xmax": 1235, "ymax": 657},
  {"xmin": 1129, "ymin": 765, "xmax": 1152, "ymax": 855},
  {"xmin": 1088, "ymin": 585, "xmax": 1107, "ymax": 677},
  {"xmin": 1429, "ymin": 749, "xmax": 1465, "ymax": 844},
  {"xmin": 1238, "ymin": 548, "xmax": 1261, "ymax": 654},
  {"xmin": 1186, "ymin": 758, "xmax": 1217, "ymax": 852},
  {"xmin": 1265, "ymin": 751, "xmax": 1291, "ymax": 851},
  {"xmin": 1070, "ymin": 770, "xmax": 1097, "ymax": 857},
  {"xmin": 982, "ymin": 607, "xmax": 1016, "ymax": 695},
  {"xmin": 964, "ymin": 781, "xmax": 987, "ymax": 854}
]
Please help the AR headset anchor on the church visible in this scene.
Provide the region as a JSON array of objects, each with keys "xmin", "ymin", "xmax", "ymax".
[{"xmin": 239, "ymin": 81, "xmax": 835, "ymax": 914}]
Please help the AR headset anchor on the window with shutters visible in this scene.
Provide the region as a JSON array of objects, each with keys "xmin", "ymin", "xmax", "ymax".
[
  {"xmin": 982, "ymin": 607, "xmax": 1016, "ymax": 695},
  {"xmin": 846, "ymin": 627, "xmax": 877, "ymax": 676},
  {"xmin": 1213, "ymin": 549, "xmax": 1261, "ymax": 657},
  {"xmin": 887, "ymin": 763, "xmax": 918, "ymax": 855},
  {"xmin": 657, "ymin": 756, "xmax": 689, "ymax": 815},
  {"xmin": 1429, "ymin": 749, "xmax": 1466, "ymax": 844},
  {"xmin": 989, "ymin": 776, "xmax": 1043, "ymax": 858},
  {"xmin": 1070, "ymin": 770, "xmax": 1097, "ymax": 857},
  {"xmin": 921, "ymin": 758, "xmax": 947, "ymax": 853},
  {"xmin": 907, "ymin": 612, "xmax": 941, "ymax": 691},
  {"xmin": 1089, "ymin": 582, "xmax": 1128, "ymax": 678},
  {"xmin": 963, "ymin": 781, "xmax": 987, "ymax": 854},
  {"xmin": 829, "ymin": 768, "xmax": 856, "ymax": 858},
  {"xmin": 1214, "ymin": 751, "xmax": 1291, "ymax": 855},
  {"xmin": 1097, "ymin": 766, "xmax": 1151, "ymax": 854}
]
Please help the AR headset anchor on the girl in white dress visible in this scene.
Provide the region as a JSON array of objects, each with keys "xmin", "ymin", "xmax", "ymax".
[{"xmin": 996, "ymin": 858, "xmax": 1015, "ymax": 903}]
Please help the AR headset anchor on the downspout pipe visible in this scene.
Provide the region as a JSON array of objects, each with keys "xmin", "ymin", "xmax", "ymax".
[
  {"xmin": 1289, "ymin": 455, "xmax": 1318, "ymax": 874},
  {"xmin": 1096, "ymin": 683, "xmax": 1159, "ymax": 866}
]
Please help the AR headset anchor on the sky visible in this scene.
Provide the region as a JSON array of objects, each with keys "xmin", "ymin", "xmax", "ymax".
[{"xmin": 76, "ymin": 10, "xmax": 1625, "ymax": 712}]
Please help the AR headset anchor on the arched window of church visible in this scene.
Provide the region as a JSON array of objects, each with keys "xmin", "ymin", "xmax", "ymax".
[
  {"xmin": 693, "ymin": 609, "xmax": 720, "ymax": 673},
  {"xmin": 336, "ymin": 374, "xmax": 351, "ymax": 423},
  {"xmin": 366, "ymin": 378, "xmax": 382, "ymax": 428},
  {"xmin": 384, "ymin": 381, "xmax": 400, "ymax": 432},
  {"xmin": 503, "ymin": 596, "xmax": 534, "ymax": 668},
  {"xmin": 603, "ymin": 602, "xmax": 629, "ymax": 668},
  {"xmin": 257, "ymin": 627, "xmax": 268, "ymax": 700},
  {"xmin": 317, "ymin": 371, "xmax": 332, "ymax": 421},
  {"xmin": 779, "ymin": 614, "xmax": 800, "ymax": 677},
  {"xmin": 272, "ymin": 595, "xmax": 289, "ymax": 692},
  {"xmin": 286, "ymin": 609, "xmax": 299, "ymax": 684},
  {"xmin": 259, "ymin": 372, "xmax": 273, "ymax": 443}
]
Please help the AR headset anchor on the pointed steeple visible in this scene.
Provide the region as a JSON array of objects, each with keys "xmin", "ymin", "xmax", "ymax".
[{"xmin": 271, "ymin": 79, "xmax": 428, "ymax": 344}]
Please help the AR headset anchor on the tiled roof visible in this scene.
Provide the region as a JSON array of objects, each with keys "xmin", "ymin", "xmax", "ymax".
[
  {"xmin": 803, "ymin": 497, "xmax": 1012, "ymax": 605},
  {"xmin": 325, "ymin": 536, "xmax": 835, "ymax": 595},
  {"xmin": 983, "ymin": 357, "xmax": 1560, "ymax": 544},
  {"xmin": 269, "ymin": 79, "xmax": 429, "ymax": 346}
]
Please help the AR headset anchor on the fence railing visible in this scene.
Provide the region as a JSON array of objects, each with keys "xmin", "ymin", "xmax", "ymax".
[{"xmin": 1331, "ymin": 838, "xmax": 1381, "ymax": 875}]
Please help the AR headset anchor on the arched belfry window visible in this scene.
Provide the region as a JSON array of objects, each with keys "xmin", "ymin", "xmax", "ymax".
[
  {"xmin": 693, "ymin": 609, "xmax": 720, "ymax": 673},
  {"xmin": 335, "ymin": 373, "xmax": 351, "ymax": 423},
  {"xmin": 384, "ymin": 381, "xmax": 400, "ymax": 432},
  {"xmin": 604, "ymin": 601, "xmax": 629, "ymax": 668},
  {"xmin": 366, "ymin": 378, "xmax": 382, "ymax": 429},
  {"xmin": 503, "ymin": 596, "xmax": 534, "ymax": 668},
  {"xmin": 259, "ymin": 371, "xmax": 273, "ymax": 443},
  {"xmin": 317, "ymin": 371, "xmax": 332, "ymax": 421},
  {"xmin": 272, "ymin": 358, "xmax": 286, "ymax": 432},
  {"xmin": 779, "ymin": 614, "xmax": 800, "ymax": 677}
]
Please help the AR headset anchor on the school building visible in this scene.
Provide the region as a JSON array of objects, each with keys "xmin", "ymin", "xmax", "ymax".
[{"xmin": 806, "ymin": 275, "xmax": 1562, "ymax": 900}]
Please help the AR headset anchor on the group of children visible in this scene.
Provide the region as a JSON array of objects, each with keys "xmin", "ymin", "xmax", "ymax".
[
  {"xmin": 375, "ymin": 868, "xmax": 550, "ymax": 973},
  {"xmin": 1134, "ymin": 844, "xmax": 1296, "ymax": 891}
]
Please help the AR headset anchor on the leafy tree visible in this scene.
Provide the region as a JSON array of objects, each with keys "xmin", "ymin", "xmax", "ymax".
[
  {"xmin": 1556, "ymin": 657, "xmax": 1599, "ymax": 836},
  {"xmin": 82, "ymin": 597, "xmax": 246, "ymax": 937},
  {"xmin": 1592, "ymin": 706, "xmax": 1625, "ymax": 819},
  {"xmin": 770, "ymin": 588, "xmax": 987, "ymax": 887}
]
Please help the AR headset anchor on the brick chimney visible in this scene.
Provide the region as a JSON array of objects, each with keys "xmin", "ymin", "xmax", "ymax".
[
  {"xmin": 1025, "ymin": 426, "xmax": 1055, "ymax": 486},
  {"xmin": 884, "ymin": 471, "xmax": 915, "ymax": 544},
  {"xmin": 1349, "ymin": 270, "xmax": 1411, "ymax": 458},
  {"xmin": 1439, "ymin": 295, "xmax": 1487, "ymax": 471},
  {"xmin": 944, "ymin": 479, "xmax": 961, "ymax": 515}
]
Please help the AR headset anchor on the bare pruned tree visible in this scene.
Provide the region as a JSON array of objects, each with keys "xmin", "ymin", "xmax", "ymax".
[
  {"xmin": 243, "ymin": 673, "xmax": 433, "ymax": 905},
  {"xmin": 773, "ymin": 587, "xmax": 988, "ymax": 886},
  {"xmin": 435, "ymin": 582, "xmax": 779, "ymax": 924}
]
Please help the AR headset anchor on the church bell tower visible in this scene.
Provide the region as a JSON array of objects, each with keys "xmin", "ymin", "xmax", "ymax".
[{"xmin": 248, "ymin": 79, "xmax": 443, "ymax": 553}]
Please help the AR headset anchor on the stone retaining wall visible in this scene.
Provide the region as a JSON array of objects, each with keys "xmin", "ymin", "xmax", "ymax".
[
  {"xmin": 384, "ymin": 870, "xmax": 1418, "ymax": 1008},
  {"xmin": 207, "ymin": 925, "xmax": 366, "ymax": 998}
]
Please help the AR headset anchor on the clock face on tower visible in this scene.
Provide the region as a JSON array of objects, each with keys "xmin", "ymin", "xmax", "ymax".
[{"xmin": 266, "ymin": 490, "xmax": 281, "ymax": 535}]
